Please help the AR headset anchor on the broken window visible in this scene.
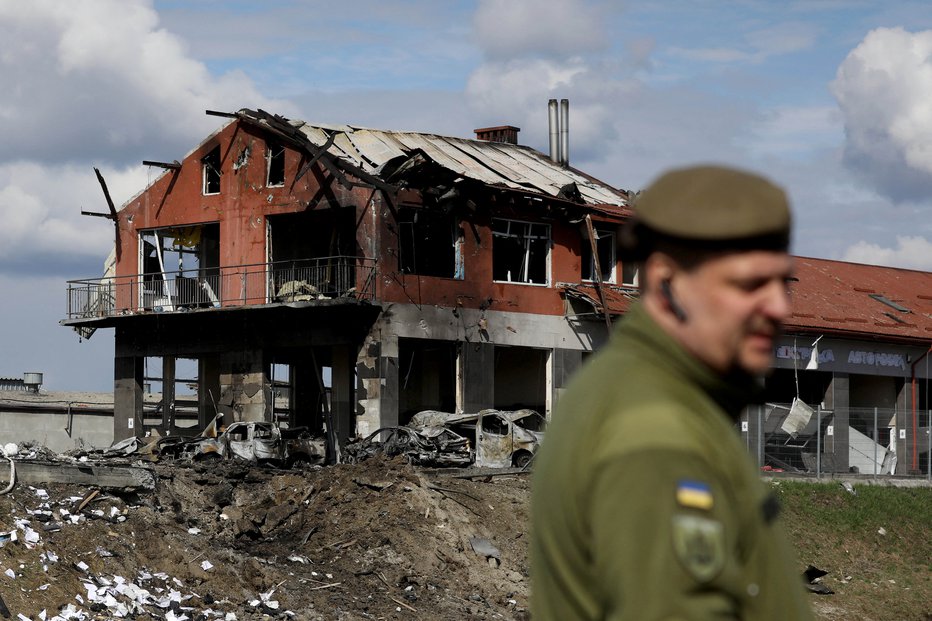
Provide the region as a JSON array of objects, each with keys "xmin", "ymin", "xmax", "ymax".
[
  {"xmin": 492, "ymin": 219, "xmax": 550, "ymax": 285},
  {"xmin": 622, "ymin": 263, "xmax": 639, "ymax": 287},
  {"xmin": 202, "ymin": 146, "xmax": 221, "ymax": 195},
  {"xmin": 139, "ymin": 224, "xmax": 220, "ymax": 311},
  {"xmin": 143, "ymin": 356, "xmax": 200, "ymax": 433},
  {"xmin": 581, "ymin": 228, "xmax": 616, "ymax": 283},
  {"xmin": 267, "ymin": 142, "xmax": 285, "ymax": 187},
  {"xmin": 397, "ymin": 207, "xmax": 463, "ymax": 279}
]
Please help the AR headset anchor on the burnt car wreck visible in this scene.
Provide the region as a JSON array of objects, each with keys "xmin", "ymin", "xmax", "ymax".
[{"xmin": 346, "ymin": 409, "xmax": 546, "ymax": 469}]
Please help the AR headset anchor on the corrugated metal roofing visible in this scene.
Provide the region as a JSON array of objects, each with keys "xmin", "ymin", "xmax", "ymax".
[{"xmin": 287, "ymin": 120, "xmax": 629, "ymax": 210}]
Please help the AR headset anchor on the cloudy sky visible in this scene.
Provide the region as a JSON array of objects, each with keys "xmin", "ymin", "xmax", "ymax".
[{"xmin": 2, "ymin": 0, "xmax": 932, "ymax": 391}]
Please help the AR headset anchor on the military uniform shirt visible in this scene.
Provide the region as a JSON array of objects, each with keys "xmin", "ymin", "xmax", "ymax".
[{"xmin": 530, "ymin": 303, "xmax": 814, "ymax": 621}]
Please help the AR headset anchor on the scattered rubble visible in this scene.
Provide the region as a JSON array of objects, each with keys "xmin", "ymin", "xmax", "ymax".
[{"xmin": 0, "ymin": 452, "xmax": 532, "ymax": 620}]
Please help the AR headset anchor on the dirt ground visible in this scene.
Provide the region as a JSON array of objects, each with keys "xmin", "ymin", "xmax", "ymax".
[{"xmin": 0, "ymin": 456, "xmax": 531, "ymax": 620}]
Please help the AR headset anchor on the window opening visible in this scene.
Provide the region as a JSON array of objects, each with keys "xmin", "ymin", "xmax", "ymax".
[
  {"xmin": 140, "ymin": 224, "xmax": 220, "ymax": 311},
  {"xmin": 398, "ymin": 207, "xmax": 461, "ymax": 279},
  {"xmin": 582, "ymin": 228, "xmax": 616, "ymax": 283},
  {"xmin": 267, "ymin": 142, "xmax": 285, "ymax": 187},
  {"xmin": 142, "ymin": 356, "xmax": 199, "ymax": 432},
  {"xmin": 202, "ymin": 146, "xmax": 221, "ymax": 195},
  {"xmin": 492, "ymin": 218, "xmax": 550, "ymax": 285},
  {"xmin": 622, "ymin": 263, "xmax": 639, "ymax": 287}
]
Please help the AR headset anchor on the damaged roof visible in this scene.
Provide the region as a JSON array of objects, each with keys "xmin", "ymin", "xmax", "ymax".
[
  {"xmin": 237, "ymin": 109, "xmax": 629, "ymax": 212},
  {"xmin": 785, "ymin": 257, "xmax": 932, "ymax": 342}
]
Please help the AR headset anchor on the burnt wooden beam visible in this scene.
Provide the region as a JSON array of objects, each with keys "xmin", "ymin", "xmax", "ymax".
[
  {"xmin": 81, "ymin": 210, "xmax": 114, "ymax": 219},
  {"xmin": 205, "ymin": 109, "xmax": 238, "ymax": 118},
  {"xmin": 142, "ymin": 159, "xmax": 181, "ymax": 170}
]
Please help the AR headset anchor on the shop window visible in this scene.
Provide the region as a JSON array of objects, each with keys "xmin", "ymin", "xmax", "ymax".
[
  {"xmin": 202, "ymin": 146, "xmax": 221, "ymax": 195},
  {"xmin": 398, "ymin": 207, "xmax": 463, "ymax": 279},
  {"xmin": 582, "ymin": 229, "xmax": 616, "ymax": 283},
  {"xmin": 492, "ymin": 218, "xmax": 550, "ymax": 285},
  {"xmin": 267, "ymin": 142, "xmax": 285, "ymax": 187}
]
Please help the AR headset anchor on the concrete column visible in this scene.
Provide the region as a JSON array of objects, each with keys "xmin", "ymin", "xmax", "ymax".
[
  {"xmin": 458, "ymin": 341, "xmax": 494, "ymax": 413},
  {"xmin": 218, "ymin": 351, "xmax": 269, "ymax": 423},
  {"xmin": 896, "ymin": 378, "xmax": 918, "ymax": 474},
  {"xmin": 744, "ymin": 404, "xmax": 764, "ymax": 467},
  {"xmin": 114, "ymin": 355, "xmax": 143, "ymax": 442},
  {"xmin": 162, "ymin": 356, "xmax": 176, "ymax": 431},
  {"xmin": 355, "ymin": 333, "xmax": 398, "ymax": 436},
  {"xmin": 825, "ymin": 373, "xmax": 850, "ymax": 473},
  {"xmin": 198, "ymin": 355, "xmax": 221, "ymax": 428},
  {"xmin": 293, "ymin": 356, "xmax": 323, "ymax": 433},
  {"xmin": 548, "ymin": 348, "xmax": 582, "ymax": 419},
  {"xmin": 331, "ymin": 344, "xmax": 355, "ymax": 446}
]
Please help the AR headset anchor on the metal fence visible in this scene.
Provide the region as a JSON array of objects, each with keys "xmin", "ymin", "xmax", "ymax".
[
  {"xmin": 741, "ymin": 404, "xmax": 932, "ymax": 480},
  {"xmin": 66, "ymin": 256, "xmax": 377, "ymax": 321}
]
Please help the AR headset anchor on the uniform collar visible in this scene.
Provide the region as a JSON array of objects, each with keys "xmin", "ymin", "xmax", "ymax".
[{"xmin": 618, "ymin": 302, "xmax": 763, "ymax": 419}]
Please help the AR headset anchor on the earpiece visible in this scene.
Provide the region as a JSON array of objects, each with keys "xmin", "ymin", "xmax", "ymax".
[{"xmin": 661, "ymin": 279, "xmax": 688, "ymax": 322}]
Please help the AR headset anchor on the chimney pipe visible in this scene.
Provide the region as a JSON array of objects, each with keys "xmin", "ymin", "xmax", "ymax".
[
  {"xmin": 559, "ymin": 99, "xmax": 569, "ymax": 166},
  {"xmin": 548, "ymin": 99, "xmax": 560, "ymax": 163}
]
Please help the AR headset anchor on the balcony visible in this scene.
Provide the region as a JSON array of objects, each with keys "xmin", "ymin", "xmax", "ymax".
[{"xmin": 65, "ymin": 256, "xmax": 377, "ymax": 322}]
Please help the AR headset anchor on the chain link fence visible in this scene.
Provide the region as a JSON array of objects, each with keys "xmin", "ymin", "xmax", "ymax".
[{"xmin": 741, "ymin": 404, "xmax": 931, "ymax": 480}]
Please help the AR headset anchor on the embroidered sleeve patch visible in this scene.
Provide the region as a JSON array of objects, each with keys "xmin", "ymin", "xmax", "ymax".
[
  {"xmin": 675, "ymin": 480, "xmax": 714, "ymax": 510},
  {"xmin": 672, "ymin": 514, "xmax": 725, "ymax": 583}
]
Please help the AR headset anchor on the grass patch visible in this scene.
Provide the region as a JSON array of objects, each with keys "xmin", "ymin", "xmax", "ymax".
[{"xmin": 773, "ymin": 479, "xmax": 931, "ymax": 620}]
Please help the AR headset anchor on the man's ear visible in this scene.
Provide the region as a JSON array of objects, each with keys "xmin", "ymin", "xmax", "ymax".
[{"xmin": 643, "ymin": 252, "xmax": 676, "ymax": 292}]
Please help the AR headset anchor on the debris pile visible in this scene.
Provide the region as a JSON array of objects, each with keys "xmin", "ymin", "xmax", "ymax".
[{"xmin": 0, "ymin": 456, "xmax": 531, "ymax": 620}]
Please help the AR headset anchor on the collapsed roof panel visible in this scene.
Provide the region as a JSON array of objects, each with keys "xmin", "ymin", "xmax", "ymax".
[{"xmin": 263, "ymin": 109, "xmax": 627, "ymax": 209}]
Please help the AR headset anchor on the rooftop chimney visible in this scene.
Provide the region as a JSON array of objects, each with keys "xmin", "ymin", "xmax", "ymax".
[
  {"xmin": 474, "ymin": 125, "xmax": 520, "ymax": 144},
  {"xmin": 548, "ymin": 98, "xmax": 570, "ymax": 166}
]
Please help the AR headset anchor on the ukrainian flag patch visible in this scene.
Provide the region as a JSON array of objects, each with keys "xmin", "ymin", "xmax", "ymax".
[{"xmin": 676, "ymin": 480, "xmax": 714, "ymax": 510}]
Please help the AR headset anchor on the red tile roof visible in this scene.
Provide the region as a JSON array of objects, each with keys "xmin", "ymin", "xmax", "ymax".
[
  {"xmin": 786, "ymin": 257, "xmax": 932, "ymax": 343},
  {"xmin": 563, "ymin": 257, "xmax": 932, "ymax": 345}
]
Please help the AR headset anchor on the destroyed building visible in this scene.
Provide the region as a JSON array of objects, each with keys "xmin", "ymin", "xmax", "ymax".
[
  {"xmin": 62, "ymin": 105, "xmax": 632, "ymax": 451},
  {"xmin": 61, "ymin": 106, "xmax": 932, "ymax": 475}
]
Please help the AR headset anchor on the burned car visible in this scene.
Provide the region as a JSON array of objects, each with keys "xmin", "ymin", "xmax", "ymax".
[
  {"xmin": 409, "ymin": 409, "xmax": 546, "ymax": 468},
  {"xmin": 344, "ymin": 425, "xmax": 473, "ymax": 467},
  {"xmin": 157, "ymin": 421, "xmax": 325, "ymax": 468}
]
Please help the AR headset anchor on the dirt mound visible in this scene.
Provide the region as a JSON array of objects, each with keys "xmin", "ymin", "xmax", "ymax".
[{"xmin": 0, "ymin": 457, "xmax": 531, "ymax": 620}]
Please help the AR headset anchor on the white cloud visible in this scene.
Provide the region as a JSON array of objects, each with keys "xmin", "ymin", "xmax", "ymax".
[
  {"xmin": 841, "ymin": 236, "xmax": 932, "ymax": 270},
  {"xmin": 0, "ymin": 0, "xmax": 293, "ymax": 165},
  {"xmin": 473, "ymin": 0, "xmax": 607, "ymax": 60},
  {"xmin": 831, "ymin": 27, "xmax": 932, "ymax": 201},
  {"xmin": 0, "ymin": 162, "xmax": 146, "ymax": 273},
  {"xmin": 0, "ymin": 0, "xmax": 293, "ymax": 276}
]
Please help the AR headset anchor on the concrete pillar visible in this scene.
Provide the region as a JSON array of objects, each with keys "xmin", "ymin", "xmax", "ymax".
[
  {"xmin": 331, "ymin": 344, "xmax": 355, "ymax": 446},
  {"xmin": 896, "ymin": 378, "xmax": 918, "ymax": 474},
  {"xmin": 355, "ymin": 333, "xmax": 398, "ymax": 437},
  {"xmin": 198, "ymin": 355, "xmax": 221, "ymax": 428},
  {"xmin": 162, "ymin": 356, "xmax": 176, "ymax": 431},
  {"xmin": 218, "ymin": 351, "xmax": 269, "ymax": 423},
  {"xmin": 293, "ymin": 356, "xmax": 323, "ymax": 433},
  {"xmin": 114, "ymin": 355, "xmax": 143, "ymax": 442},
  {"xmin": 744, "ymin": 404, "xmax": 764, "ymax": 467},
  {"xmin": 548, "ymin": 348, "xmax": 582, "ymax": 419},
  {"xmin": 825, "ymin": 373, "xmax": 850, "ymax": 473},
  {"xmin": 458, "ymin": 341, "xmax": 494, "ymax": 413}
]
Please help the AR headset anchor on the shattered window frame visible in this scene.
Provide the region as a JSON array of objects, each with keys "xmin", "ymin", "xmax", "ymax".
[
  {"xmin": 202, "ymin": 146, "xmax": 221, "ymax": 195},
  {"xmin": 397, "ymin": 207, "xmax": 464, "ymax": 280},
  {"xmin": 581, "ymin": 228, "xmax": 616, "ymax": 284},
  {"xmin": 266, "ymin": 141, "xmax": 285, "ymax": 187},
  {"xmin": 492, "ymin": 218, "xmax": 551, "ymax": 286}
]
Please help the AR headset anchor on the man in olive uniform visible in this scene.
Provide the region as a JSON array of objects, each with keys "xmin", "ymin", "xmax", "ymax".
[{"xmin": 531, "ymin": 165, "xmax": 813, "ymax": 620}]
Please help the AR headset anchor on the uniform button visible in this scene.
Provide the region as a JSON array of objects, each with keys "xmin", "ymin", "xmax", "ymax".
[{"xmin": 747, "ymin": 583, "xmax": 760, "ymax": 597}]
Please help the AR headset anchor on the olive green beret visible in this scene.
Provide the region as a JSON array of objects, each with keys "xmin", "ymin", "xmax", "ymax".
[{"xmin": 619, "ymin": 165, "xmax": 792, "ymax": 260}]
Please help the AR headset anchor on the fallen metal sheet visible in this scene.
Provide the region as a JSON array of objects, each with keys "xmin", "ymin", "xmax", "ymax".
[{"xmin": 7, "ymin": 459, "xmax": 156, "ymax": 490}]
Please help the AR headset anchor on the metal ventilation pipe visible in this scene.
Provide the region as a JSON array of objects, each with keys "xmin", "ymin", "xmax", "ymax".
[
  {"xmin": 559, "ymin": 99, "xmax": 569, "ymax": 166},
  {"xmin": 548, "ymin": 99, "xmax": 560, "ymax": 163}
]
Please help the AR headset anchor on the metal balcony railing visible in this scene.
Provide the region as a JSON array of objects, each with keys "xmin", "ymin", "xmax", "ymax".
[{"xmin": 65, "ymin": 256, "xmax": 377, "ymax": 321}]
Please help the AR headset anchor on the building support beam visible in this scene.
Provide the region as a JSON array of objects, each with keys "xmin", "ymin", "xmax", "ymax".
[{"xmin": 113, "ymin": 354, "xmax": 143, "ymax": 442}]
